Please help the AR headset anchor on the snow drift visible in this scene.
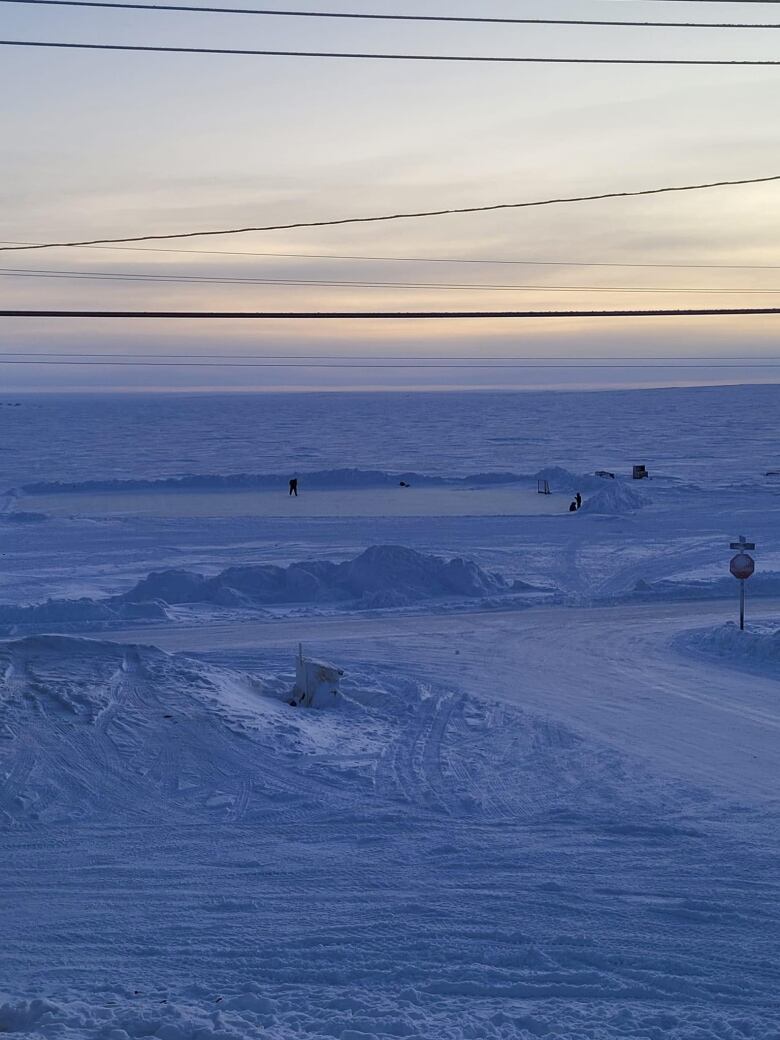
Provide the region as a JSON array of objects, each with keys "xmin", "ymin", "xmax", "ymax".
[
  {"xmin": 0, "ymin": 546, "xmax": 543, "ymax": 634},
  {"xmin": 680, "ymin": 621, "xmax": 780, "ymax": 675},
  {"xmin": 122, "ymin": 545, "xmax": 528, "ymax": 610},
  {"xmin": 0, "ymin": 597, "xmax": 165, "ymax": 632}
]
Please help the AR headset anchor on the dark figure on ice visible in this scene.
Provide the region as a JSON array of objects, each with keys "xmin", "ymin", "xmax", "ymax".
[
  {"xmin": 575, "ymin": 492, "xmax": 582, "ymax": 509},
  {"xmin": 289, "ymin": 478, "xmax": 298, "ymax": 497},
  {"xmin": 569, "ymin": 500, "xmax": 577, "ymax": 512}
]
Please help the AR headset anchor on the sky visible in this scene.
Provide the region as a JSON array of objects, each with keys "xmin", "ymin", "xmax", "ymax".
[{"xmin": 2, "ymin": 0, "xmax": 780, "ymax": 391}]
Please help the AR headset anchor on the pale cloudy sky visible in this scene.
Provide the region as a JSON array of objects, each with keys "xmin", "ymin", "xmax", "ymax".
[{"xmin": 2, "ymin": 0, "xmax": 780, "ymax": 390}]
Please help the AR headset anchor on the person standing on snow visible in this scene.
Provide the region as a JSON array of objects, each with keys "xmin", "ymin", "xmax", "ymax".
[
  {"xmin": 575, "ymin": 492, "xmax": 582, "ymax": 509},
  {"xmin": 289, "ymin": 478, "xmax": 298, "ymax": 497}
]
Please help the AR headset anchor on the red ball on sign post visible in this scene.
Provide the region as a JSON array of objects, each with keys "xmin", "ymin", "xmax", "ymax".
[
  {"xmin": 728, "ymin": 537, "xmax": 756, "ymax": 631},
  {"xmin": 730, "ymin": 553, "xmax": 755, "ymax": 581}
]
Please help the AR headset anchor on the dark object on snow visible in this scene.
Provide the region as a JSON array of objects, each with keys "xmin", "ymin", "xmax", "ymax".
[
  {"xmin": 632, "ymin": 465, "xmax": 648, "ymax": 480},
  {"xmin": 537, "ymin": 478, "xmax": 551, "ymax": 495},
  {"xmin": 399, "ymin": 480, "xmax": 410, "ymax": 487},
  {"xmin": 569, "ymin": 500, "xmax": 578, "ymax": 512},
  {"xmin": 595, "ymin": 470, "xmax": 615, "ymax": 479},
  {"xmin": 575, "ymin": 492, "xmax": 582, "ymax": 508},
  {"xmin": 289, "ymin": 478, "xmax": 298, "ymax": 496}
]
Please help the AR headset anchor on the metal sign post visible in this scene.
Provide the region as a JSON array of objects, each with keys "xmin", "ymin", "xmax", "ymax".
[{"xmin": 729, "ymin": 535, "xmax": 756, "ymax": 631}]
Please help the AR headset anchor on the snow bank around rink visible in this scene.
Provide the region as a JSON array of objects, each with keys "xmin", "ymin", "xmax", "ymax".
[
  {"xmin": 578, "ymin": 482, "xmax": 651, "ymax": 515},
  {"xmin": 678, "ymin": 620, "xmax": 780, "ymax": 677},
  {"xmin": 15, "ymin": 465, "xmax": 600, "ymax": 495},
  {"xmin": 121, "ymin": 545, "xmax": 537, "ymax": 610}
]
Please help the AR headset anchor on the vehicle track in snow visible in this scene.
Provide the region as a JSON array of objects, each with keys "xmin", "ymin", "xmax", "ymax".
[{"xmin": 106, "ymin": 597, "xmax": 780, "ymax": 805}]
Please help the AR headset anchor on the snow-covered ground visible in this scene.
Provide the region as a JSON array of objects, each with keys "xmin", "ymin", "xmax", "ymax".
[{"xmin": 1, "ymin": 387, "xmax": 779, "ymax": 1038}]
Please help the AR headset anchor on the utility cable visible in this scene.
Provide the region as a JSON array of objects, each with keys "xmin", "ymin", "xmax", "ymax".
[
  {"xmin": 3, "ymin": 350, "xmax": 778, "ymax": 360},
  {"xmin": 3, "ymin": 240, "xmax": 778, "ymax": 272},
  {"xmin": 3, "ymin": 266, "xmax": 780, "ymax": 293},
  {"xmin": 3, "ymin": 39, "xmax": 780, "ymax": 65},
  {"xmin": 2, "ymin": 307, "xmax": 780, "ymax": 318},
  {"xmin": 0, "ymin": 358, "xmax": 779, "ymax": 368},
  {"xmin": 3, "ymin": 0, "xmax": 779, "ymax": 29},
  {"xmin": 2, "ymin": 174, "xmax": 778, "ymax": 253}
]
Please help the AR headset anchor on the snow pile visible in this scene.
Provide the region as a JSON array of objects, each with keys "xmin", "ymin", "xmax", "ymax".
[
  {"xmin": 121, "ymin": 545, "xmax": 523, "ymax": 610},
  {"xmin": 0, "ymin": 999, "xmax": 60, "ymax": 1034},
  {"xmin": 0, "ymin": 547, "xmax": 542, "ymax": 634},
  {"xmin": 682, "ymin": 621, "xmax": 780, "ymax": 674},
  {"xmin": 0, "ymin": 635, "xmax": 368, "ymax": 824},
  {"xmin": 579, "ymin": 483, "xmax": 651, "ymax": 515},
  {"xmin": 0, "ymin": 597, "xmax": 165, "ymax": 633}
]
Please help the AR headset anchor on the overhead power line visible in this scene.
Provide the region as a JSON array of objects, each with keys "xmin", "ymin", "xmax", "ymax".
[
  {"xmin": 2, "ymin": 174, "xmax": 778, "ymax": 253},
  {"xmin": 4, "ymin": 265, "xmax": 780, "ymax": 293},
  {"xmin": 4, "ymin": 39, "xmax": 780, "ymax": 65},
  {"xmin": 637, "ymin": 1, "xmax": 780, "ymax": 4},
  {"xmin": 4, "ymin": 240, "xmax": 779, "ymax": 273},
  {"xmin": 5, "ymin": 350, "xmax": 778, "ymax": 361},
  {"xmin": 2, "ymin": 307, "xmax": 780, "ymax": 318},
  {"xmin": 3, "ymin": 0, "xmax": 779, "ymax": 29},
  {"xmin": 1, "ymin": 358, "xmax": 779, "ymax": 369}
]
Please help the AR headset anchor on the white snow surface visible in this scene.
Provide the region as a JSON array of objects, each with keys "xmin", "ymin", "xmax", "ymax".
[
  {"xmin": 1, "ymin": 387, "xmax": 779, "ymax": 1039},
  {"xmin": 681, "ymin": 620, "xmax": 780, "ymax": 675}
]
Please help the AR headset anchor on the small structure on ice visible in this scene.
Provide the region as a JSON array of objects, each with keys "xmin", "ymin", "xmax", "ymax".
[
  {"xmin": 632, "ymin": 465, "xmax": 649, "ymax": 480},
  {"xmin": 292, "ymin": 646, "xmax": 344, "ymax": 708},
  {"xmin": 537, "ymin": 478, "xmax": 551, "ymax": 495},
  {"xmin": 595, "ymin": 470, "xmax": 615, "ymax": 479}
]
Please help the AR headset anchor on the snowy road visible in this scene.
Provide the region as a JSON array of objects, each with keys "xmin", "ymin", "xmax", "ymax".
[{"xmin": 106, "ymin": 598, "xmax": 780, "ymax": 806}]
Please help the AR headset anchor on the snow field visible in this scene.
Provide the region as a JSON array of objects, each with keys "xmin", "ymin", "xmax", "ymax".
[
  {"xmin": 1, "ymin": 387, "xmax": 779, "ymax": 1038},
  {"xmin": 1, "ymin": 635, "xmax": 779, "ymax": 1038}
]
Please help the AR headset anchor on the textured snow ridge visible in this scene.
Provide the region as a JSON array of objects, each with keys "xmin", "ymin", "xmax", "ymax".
[
  {"xmin": 124, "ymin": 545, "xmax": 523, "ymax": 609},
  {"xmin": 2, "ymin": 635, "xmax": 779, "ymax": 1037},
  {"xmin": 0, "ymin": 544, "xmax": 549, "ymax": 632},
  {"xmin": 681, "ymin": 621, "xmax": 780, "ymax": 675},
  {"xmin": 0, "ymin": 597, "xmax": 166, "ymax": 630},
  {"xmin": 1, "ymin": 991, "xmax": 778, "ymax": 1039},
  {"xmin": 0, "ymin": 547, "xmax": 542, "ymax": 634}
]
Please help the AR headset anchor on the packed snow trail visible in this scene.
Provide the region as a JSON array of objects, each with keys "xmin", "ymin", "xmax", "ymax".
[{"xmin": 106, "ymin": 598, "xmax": 780, "ymax": 805}]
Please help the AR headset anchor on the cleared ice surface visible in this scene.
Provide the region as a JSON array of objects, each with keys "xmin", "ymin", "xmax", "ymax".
[{"xmin": 19, "ymin": 484, "xmax": 574, "ymax": 519}]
